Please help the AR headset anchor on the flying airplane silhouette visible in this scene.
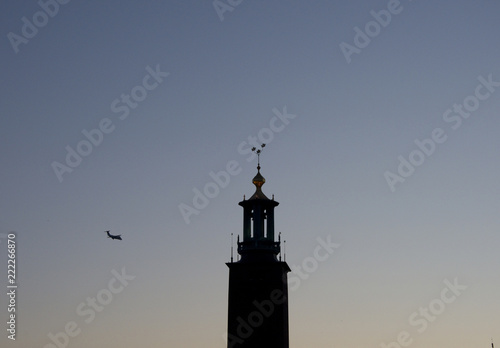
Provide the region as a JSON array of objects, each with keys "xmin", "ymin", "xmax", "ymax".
[{"xmin": 105, "ymin": 230, "xmax": 122, "ymax": 240}]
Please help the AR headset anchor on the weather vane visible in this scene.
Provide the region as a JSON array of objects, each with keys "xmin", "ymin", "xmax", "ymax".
[{"xmin": 251, "ymin": 143, "xmax": 266, "ymax": 169}]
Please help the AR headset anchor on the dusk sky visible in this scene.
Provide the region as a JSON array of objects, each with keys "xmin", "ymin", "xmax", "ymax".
[{"xmin": 1, "ymin": 1, "xmax": 499, "ymax": 347}]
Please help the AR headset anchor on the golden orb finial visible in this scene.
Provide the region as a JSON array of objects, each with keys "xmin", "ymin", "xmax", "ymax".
[{"xmin": 252, "ymin": 170, "xmax": 265, "ymax": 188}]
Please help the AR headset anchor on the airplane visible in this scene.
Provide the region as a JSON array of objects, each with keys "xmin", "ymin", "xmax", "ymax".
[{"xmin": 105, "ymin": 230, "xmax": 122, "ymax": 241}]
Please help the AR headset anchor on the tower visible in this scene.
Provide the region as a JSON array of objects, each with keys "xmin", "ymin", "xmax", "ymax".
[{"xmin": 226, "ymin": 146, "xmax": 290, "ymax": 348}]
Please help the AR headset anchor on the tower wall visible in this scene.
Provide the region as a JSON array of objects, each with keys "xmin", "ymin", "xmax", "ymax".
[{"xmin": 226, "ymin": 261, "xmax": 290, "ymax": 348}]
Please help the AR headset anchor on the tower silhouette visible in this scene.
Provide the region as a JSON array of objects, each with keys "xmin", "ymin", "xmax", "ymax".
[{"xmin": 226, "ymin": 147, "xmax": 290, "ymax": 348}]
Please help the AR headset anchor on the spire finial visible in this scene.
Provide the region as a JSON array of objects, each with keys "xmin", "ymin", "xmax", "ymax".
[
  {"xmin": 251, "ymin": 143, "xmax": 266, "ymax": 171},
  {"xmin": 250, "ymin": 144, "xmax": 267, "ymax": 191},
  {"xmin": 231, "ymin": 233, "xmax": 234, "ymax": 263},
  {"xmin": 247, "ymin": 143, "xmax": 273, "ymax": 199},
  {"xmin": 279, "ymin": 232, "xmax": 282, "ymax": 261}
]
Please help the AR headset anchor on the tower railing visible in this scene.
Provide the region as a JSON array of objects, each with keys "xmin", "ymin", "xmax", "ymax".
[{"xmin": 237, "ymin": 240, "xmax": 280, "ymax": 254}]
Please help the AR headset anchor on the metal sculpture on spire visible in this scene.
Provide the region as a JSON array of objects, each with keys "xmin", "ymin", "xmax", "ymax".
[{"xmin": 251, "ymin": 143, "xmax": 266, "ymax": 169}]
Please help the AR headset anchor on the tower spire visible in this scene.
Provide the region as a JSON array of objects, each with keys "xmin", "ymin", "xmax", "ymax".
[
  {"xmin": 226, "ymin": 147, "xmax": 290, "ymax": 347},
  {"xmin": 248, "ymin": 143, "xmax": 268, "ymax": 200},
  {"xmin": 237, "ymin": 143, "xmax": 281, "ymax": 261},
  {"xmin": 230, "ymin": 233, "xmax": 233, "ymax": 263}
]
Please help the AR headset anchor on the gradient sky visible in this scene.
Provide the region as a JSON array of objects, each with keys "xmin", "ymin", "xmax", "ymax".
[{"xmin": 1, "ymin": 1, "xmax": 499, "ymax": 347}]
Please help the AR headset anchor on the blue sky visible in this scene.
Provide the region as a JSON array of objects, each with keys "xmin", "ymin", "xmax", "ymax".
[{"xmin": 1, "ymin": 1, "xmax": 499, "ymax": 347}]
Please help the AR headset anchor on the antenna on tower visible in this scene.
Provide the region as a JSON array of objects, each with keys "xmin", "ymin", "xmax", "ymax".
[
  {"xmin": 283, "ymin": 239, "xmax": 286, "ymax": 262},
  {"xmin": 492, "ymin": 338, "xmax": 494, "ymax": 348},
  {"xmin": 231, "ymin": 233, "xmax": 234, "ymax": 263},
  {"xmin": 279, "ymin": 232, "xmax": 282, "ymax": 261},
  {"xmin": 251, "ymin": 143, "xmax": 266, "ymax": 170}
]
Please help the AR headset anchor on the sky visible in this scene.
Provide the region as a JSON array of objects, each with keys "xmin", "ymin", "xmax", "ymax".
[{"xmin": 1, "ymin": 0, "xmax": 499, "ymax": 347}]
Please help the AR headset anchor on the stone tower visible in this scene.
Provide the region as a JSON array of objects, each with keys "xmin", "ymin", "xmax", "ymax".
[{"xmin": 226, "ymin": 154, "xmax": 290, "ymax": 348}]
